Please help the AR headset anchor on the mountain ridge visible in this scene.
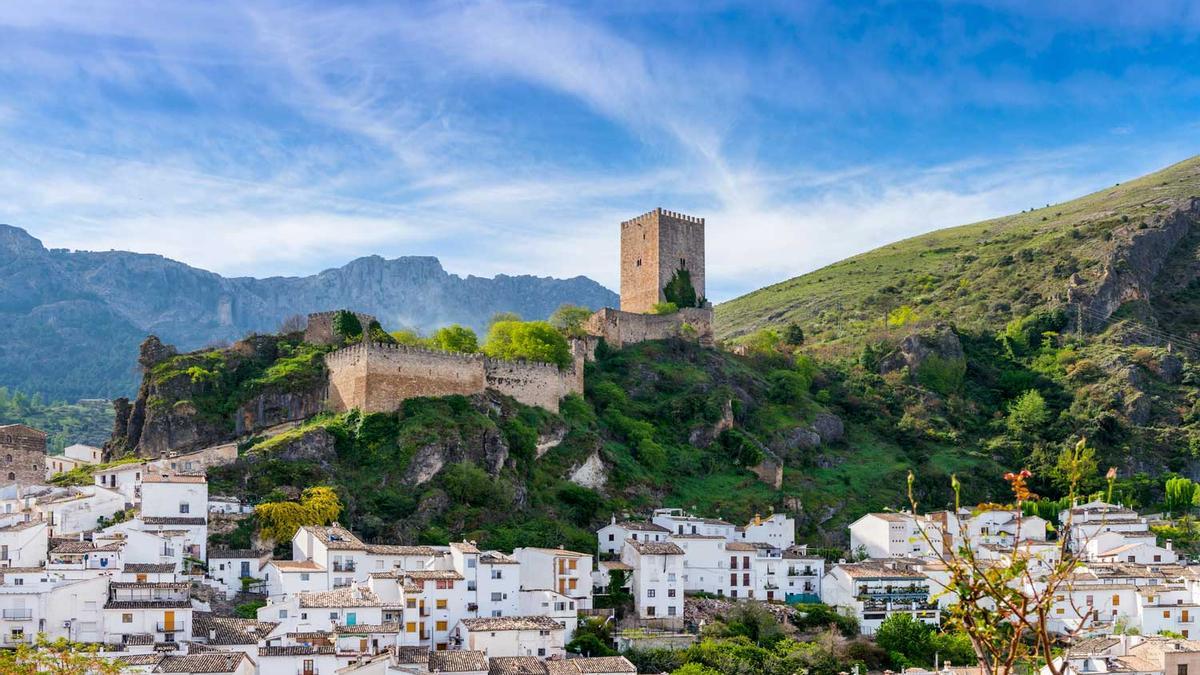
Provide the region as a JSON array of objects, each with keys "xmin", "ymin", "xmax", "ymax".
[{"xmin": 0, "ymin": 224, "xmax": 617, "ymax": 400}]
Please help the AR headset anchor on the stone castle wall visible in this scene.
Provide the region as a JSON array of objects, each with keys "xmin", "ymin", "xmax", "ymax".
[
  {"xmin": 325, "ymin": 342, "xmax": 584, "ymax": 414},
  {"xmin": 304, "ymin": 311, "xmax": 378, "ymax": 346},
  {"xmin": 0, "ymin": 424, "xmax": 47, "ymax": 486},
  {"xmin": 583, "ymin": 307, "xmax": 714, "ymax": 349},
  {"xmin": 619, "ymin": 208, "xmax": 705, "ymax": 313}
]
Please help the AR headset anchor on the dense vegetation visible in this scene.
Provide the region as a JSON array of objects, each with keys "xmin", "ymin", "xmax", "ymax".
[{"xmin": 0, "ymin": 387, "xmax": 112, "ymax": 453}]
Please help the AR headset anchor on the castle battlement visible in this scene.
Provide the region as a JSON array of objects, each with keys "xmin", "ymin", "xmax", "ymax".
[
  {"xmin": 621, "ymin": 207, "xmax": 705, "ymax": 227},
  {"xmin": 325, "ymin": 340, "xmax": 487, "ymax": 366}
]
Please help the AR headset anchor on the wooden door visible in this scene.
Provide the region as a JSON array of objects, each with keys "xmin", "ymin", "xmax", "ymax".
[{"xmin": 163, "ymin": 611, "xmax": 175, "ymax": 632}]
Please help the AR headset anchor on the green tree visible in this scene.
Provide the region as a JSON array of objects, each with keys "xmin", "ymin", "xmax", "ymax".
[
  {"xmin": 549, "ymin": 304, "xmax": 594, "ymax": 338},
  {"xmin": 430, "ymin": 325, "xmax": 479, "ymax": 353},
  {"xmin": 875, "ymin": 613, "xmax": 933, "ymax": 667},
  {"xmin": 1054, "ymin": 438, "xmax": 1099, "ymax": 495},
  {"xmin": 390, "ymin": 329, "xmax": 425, "ymax": 346},
  {"xmin": 744, "ymin": 329, "xmax": 782, "ymax": 356},
  {"xmin": 483, "ymin": 321, "xmax": 572, "ymax": 368},
  {"xmin": 1007, "ymin": 389, "xmax": 1050, "ymax": 435},
  {"xmin": 663, "ymin": 266, "xmax": 699, "ymax": 308},
  {"xmin": 1166, "ymin": 476, "xmax": 1197, "ymax": 517},
  {"xmin": 332, "ymin": 310, "xmax": 363, "ymax": 342},
  {"xmin": 784, "ymin": 323, "xmax": 805, "ymax": 346}
]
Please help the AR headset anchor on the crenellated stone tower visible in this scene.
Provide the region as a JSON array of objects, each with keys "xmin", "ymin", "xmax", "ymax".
[{"xmin": 619, "ymin": 208, "xmax": 706, "ymax": 313}]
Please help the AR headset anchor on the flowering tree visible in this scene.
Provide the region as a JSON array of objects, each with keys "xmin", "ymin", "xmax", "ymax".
[{"xmin": 908, "ymin": 438, "xmax": 1111, "ymax": 675}]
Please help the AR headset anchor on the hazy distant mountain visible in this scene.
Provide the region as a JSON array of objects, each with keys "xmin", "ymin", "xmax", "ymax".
[{"xmin": 0, "ymin": 225, "xmax": 617, "ymax": 400}]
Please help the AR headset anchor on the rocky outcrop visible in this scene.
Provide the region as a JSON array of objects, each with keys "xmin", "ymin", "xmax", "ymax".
[
  {"xmin": 248, "ymin": 427, "xmax": 338, "ymax": 465},
  {"xmin": 879, "ymin": 325, "xmax": 965, "ymax": 377},
  {"xmin": 1069, "ymin": 198, "xmax": 1200, "ymax": 331},
  {"xmin": 0, "ymin": 223, "xmax": 617, "ymax": 401},
  {"xmin": 811, "ymin": 412, "xmax": 845, "ymax": 444},
  {"xmin": 236, "ymin": 390, "xmax": 325, "ymax": 436},
  {"xmin": 569, "ymin": 452, "xmax": 608, "ymax": 489},
  {"xmin": 108, "ymin": 335, "xmax": 325, "ymax": 458}
]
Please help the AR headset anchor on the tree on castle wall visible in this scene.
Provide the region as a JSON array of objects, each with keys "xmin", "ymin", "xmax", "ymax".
[
  {"xmin": 663, "ymin": 265, "xmax": 702, "ymax": 308},
  {"xmin": 332, "ymin": 310, "xmax": 363, "ymax": 343},
  {"xmin": 431, "ymin": 325, "xmax": 479, "ymax": 353},
  {"xmin": 483, "ymin": 321, "xmax": 571, "ymax": 368},
  {"xmin": 549, "ymin": 304, "xmax": 593, "ymax": 338}
]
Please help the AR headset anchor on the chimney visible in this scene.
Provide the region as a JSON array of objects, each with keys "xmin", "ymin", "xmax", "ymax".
[
  {"xmin": 1167, "ymin": 540, "xmax": 1174, "ymax": 552},
  {"xmin": 209, "ymin": 628, "xmax": 216, "ymax": 641},
  {"xmin": 225, "ymin": 654, "xmax": 233, "ymax": 670}
]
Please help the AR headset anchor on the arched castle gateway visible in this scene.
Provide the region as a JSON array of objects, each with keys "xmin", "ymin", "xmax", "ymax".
[{"xmin": 319, "ymin": 207, "xmax": 712, "ymax": 414}]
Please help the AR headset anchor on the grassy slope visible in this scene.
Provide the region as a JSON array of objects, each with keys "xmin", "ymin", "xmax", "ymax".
[{"xmin": 717, "ymin": 156, "xmax": 1200, "ymax": 346}]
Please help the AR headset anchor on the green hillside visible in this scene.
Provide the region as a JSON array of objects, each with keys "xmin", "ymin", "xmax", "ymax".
[{"xmin": 717, "ymin": 156, "xmax": 1200, "ymax": 347}]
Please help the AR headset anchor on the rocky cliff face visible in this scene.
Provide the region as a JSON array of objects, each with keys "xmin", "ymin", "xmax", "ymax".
[{"xmin": 0, "ymin": 225, "xmax": 617, "ymax": 400}]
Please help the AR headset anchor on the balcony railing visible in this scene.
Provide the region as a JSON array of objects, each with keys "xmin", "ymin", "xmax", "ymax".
[
  {"xmin": 2, "ymin": 609, "xmax": 33, "ymax": 620},
  {"xmin": 3, "ymin": 634, "xmax": 30, "ymax": 645},
  {"xmin": 333, "ymin": 561, "xmax": 357, "ymax": 572},
  {"xmin": 155, "ymin": 622, "xmax": 186, "ymax": 633}
]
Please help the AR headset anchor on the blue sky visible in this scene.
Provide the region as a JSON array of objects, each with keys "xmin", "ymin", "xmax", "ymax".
[{"xmin": 1, "ymin": 1, "xmax": 1198, "ymax": 301}]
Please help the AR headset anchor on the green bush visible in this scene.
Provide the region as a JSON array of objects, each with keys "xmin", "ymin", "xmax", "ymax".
[
  {"xmin": 235, "ymin": 600, "xmax": 266, "ymax": 619},
  {"xmin": 652, "ymin": 301, "xmax": 680, "ymax": 315},
  {"xmin": 915, "ymin": 354, "xmax": 966, "ymax": 395},
  {"xmin": 430, "ymin": 325, "xmax": 479, "ymax": 353},
  {"xmin": 332, "ymin": 310, "xmax": 363, "ymax": 342},
  {"xmin": 483, "ymin": 321, "xmax": 572, "ymax": 368}
]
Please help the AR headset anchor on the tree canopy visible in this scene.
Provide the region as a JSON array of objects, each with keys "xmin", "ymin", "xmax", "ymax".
[{"xmin": 483, "ymin": 321, "xmax": 572, "ymax": 368}]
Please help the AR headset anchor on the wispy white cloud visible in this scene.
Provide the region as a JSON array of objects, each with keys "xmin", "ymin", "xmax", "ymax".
[{"xmin": 0, "ymin": 1, "xmax": 1196, "ymax": 302}]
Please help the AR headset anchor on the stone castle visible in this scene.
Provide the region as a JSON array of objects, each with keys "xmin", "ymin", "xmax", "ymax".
[{"xmin": 319, "ymin": 207, "xmax": 713, "ymax": 415}]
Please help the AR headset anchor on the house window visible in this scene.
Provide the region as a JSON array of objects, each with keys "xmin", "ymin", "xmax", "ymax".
[
  {"xmin": 632, "ymin": 533, "xmax": 638, "ymax": 540},
  {"xmin": 406, "ymin": 599, "xmax": 417, "ymax": 609},
  {"xmin": 1179, "ymin": 665, "xmax": 1188, "ymax": 675},
  {"xmin": 330, "ymin": 612, "xmax": 338, "ymax": 620},
  {"xmin": 1112, "ymin": 595, "xmax": 1120, "ymax": 606},
  {"xmin": 406, "ymin": 622, "xmax": 417, "ymax": 633},
  {"xmin": 300, "ymin": 573, "xmax": 310, "ymax": 581},
  {"xmin": 668, "ymin": 589, "xmax": 676, "ymax": 598},
  {"xmin": 491, "ymin": 592, "xmax": 503, "ymax": 602},
  {"xmin": 647, "ymin": 606, "xmax": 656, "ymax": 616},
  {"xmin": 436, "ymin": 620, "xmax": 448, "ymax": 631},
  {"xmin": 301, "ymin": 613, "xmax": 307, "ymax": 620},
  {"xmin": 491, "ymin": 570, "xmax": 502, "ymax": 579},
  {"xmin": 122, "ymin": 614, "xmax": 133, "ymax": 623},
  {"xmin": 179, "ymin": 502, "xmax": 189, "ymax": 514},
  {"xmin": 648, "ymin": 589, "xmax": 656, "ymax": 598},
  {"xmin": 608, "ymin": 534, "xmax": 614, "ymax": 541},
  {"xmin": 668, "ymin": 606, "xmax": 677, "ymax": 616},
  {"xmin": 538, "ymin": 648, "xmax": 546, "ymax": 657},
  {"xmin": 730, "ymin": 573, "xmax": 737, "ymax": 586},
  {"xmin": 436, "ymin": 599, "xmax": 448, "ymax": 610},
  {"xmin": 730, "ymin": 556, "xmax": 737, "ymax": 569},
  {"xmin": 279, "ymin": 610, "xmax": 287, "ymax": 618},
  {"xmin": 467, "ymin": 559, "xmax": 476, "ymax": 569}
]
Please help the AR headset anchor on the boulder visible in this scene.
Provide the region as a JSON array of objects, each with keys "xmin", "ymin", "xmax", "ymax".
[
  {"xmin": 878, "ymin": 325, "xmax": 965, "ymax": 379},
  {"xmin": 811, "ymin": 413, "xmax": 845, "ymax": 444}
]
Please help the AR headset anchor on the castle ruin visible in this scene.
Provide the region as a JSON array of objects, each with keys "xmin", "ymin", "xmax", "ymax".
[
  {"xmin": 585, "ymin": 208, "xmax": 714, "ymax": 347},
  {"xmin": 317, "ymin": 207, "xmax": 711, "ymax": 416}
]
